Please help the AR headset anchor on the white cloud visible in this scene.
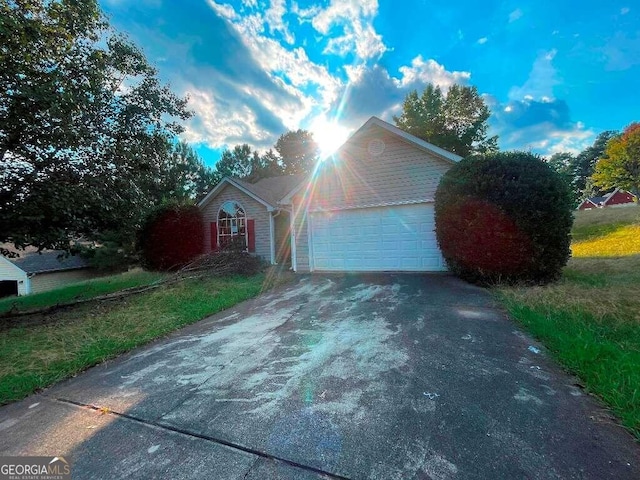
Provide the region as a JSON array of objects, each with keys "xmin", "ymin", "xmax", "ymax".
[
  {"xmin": 477, "ymin": 37, "xmax": 488, "ymax": 45},
  {"xmin": 113, "ymin": 1, "xmax": 486, "ymax": 155},
  {"xmin": 509, "ymin": 50, "xmax": 559, "ymax": 100},
  {"xmin": 509, "ymin": 8, "xmax": 523, "ymax": 22},
  {"xmin": 204, "ymin": 1, "xmax": 342, "ymax": 133},
  {"xmin": 329, "ymin": 59, "xmax": 472, "ymax": 132},
  {"xmin": 182, "ymin": 88, "xmax": 275, "ymax": 148},
  {"xmin": 490, "ymin": 94, "xmax": 594, "ymax": 156},
  {"xmin": 264, "ymin": 0, "xmax": 294, "ymax": 44},
  {"xmin": 302, "ymin": 0, "xmax": 388, "ymax": 61},
  {"xmin": 397, "ymin": 55, "xmax": 471, "ymax": 90},
  {"xmin": 600, "ymin": 32, "xmax": 640, "ymax": 71},
  {"xmin": 207, "ymin": 1, "xmax": 237, "ymax": 20},
  {"xmin": 523, "ymin": 125, "xmax": 594, "ymax": 156}
]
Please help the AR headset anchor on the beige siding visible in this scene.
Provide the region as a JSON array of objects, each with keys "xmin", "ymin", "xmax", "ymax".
[
  {"xmin": 200, "ymin": 184, "xmax": 271, "ymax": 261},
  {"xmin": 292, "ymin": 191, "xmax": 311, "ymax": 272},
  {"xmin": 293, "ymin": 125, "xmax": 454, "ymax": 272},
  {"xmin": 274, "ymin": 211, "xmax": 291, "ymax": 264},
  {"xmin": 310, "ymin": 126, "xmax": 452, "ymax": 211},
  {"xmin": 0, "ymin": 257, "xmax": 29, "ymax": 295},
  {"xmin": 30, "ymin": 269, "xmax": 99, "ymax": 294}
]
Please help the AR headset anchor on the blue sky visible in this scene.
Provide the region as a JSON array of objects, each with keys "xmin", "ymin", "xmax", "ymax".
[{"xmin": 101, "ymin": 0, "xmax": 640, "ymax": 166}]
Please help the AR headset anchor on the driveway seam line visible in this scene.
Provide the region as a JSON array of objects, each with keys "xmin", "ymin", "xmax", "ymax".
[{"xmin": 51, "ymin": 396, "xmax": 350, "ymax": 480}]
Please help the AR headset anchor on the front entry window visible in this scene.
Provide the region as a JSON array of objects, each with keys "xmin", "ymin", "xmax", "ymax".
[{"xmin": 218, "ymin": 201, "xmax": 247, "ymax": 249}]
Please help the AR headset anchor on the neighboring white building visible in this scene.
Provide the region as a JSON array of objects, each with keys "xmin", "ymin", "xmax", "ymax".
[
  {"xmin": 0, "ymin": 251, "xmax": 96, "ymax": 297},
  {"xmin": 0, "ymin": 256, "xmax": 30, "ymax": 296}
]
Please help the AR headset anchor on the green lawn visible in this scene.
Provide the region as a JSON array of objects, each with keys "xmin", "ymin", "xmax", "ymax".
[
  {"xmin": 0, "ymin": 270, "xmax": 166, "ymax": 315},
  {"xmin": 499, "ymin": 206, "xmax": 640, "ymax": 439},
  {"xmin": 0, "ymin": 273, "xmax": 276, "ymax": 404}
]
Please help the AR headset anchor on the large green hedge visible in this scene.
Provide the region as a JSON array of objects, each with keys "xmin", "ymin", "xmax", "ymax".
[{"xmin": 434, "ymin": 151, "xmax": 573, "ymax": 285}]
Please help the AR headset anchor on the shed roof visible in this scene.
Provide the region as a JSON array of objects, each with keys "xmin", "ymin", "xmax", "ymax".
[{"xmin": 11, "ymin": 250, "xmax": 89, "ymax": 274}]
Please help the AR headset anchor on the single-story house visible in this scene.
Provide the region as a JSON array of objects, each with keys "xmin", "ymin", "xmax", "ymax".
[
  {"xmin": 0, "ymin": 250, "xmax": 95, "ymax": 297},
  {"xmin": 577, "ymin": 188, "xmax": 637, "ymax": 210},
  {"xmin": 198, "ymin": 116, "xmax": 462, "ymax": 272}
]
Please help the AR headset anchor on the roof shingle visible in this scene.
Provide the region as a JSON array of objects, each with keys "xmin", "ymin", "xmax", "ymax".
[
  {"xmin": 11, "ymin": 250, "xmax": 89, "ymax": 274},
  {"xmin": 232, "ymin": 174, "xmax": 306, "ymax": 206}
]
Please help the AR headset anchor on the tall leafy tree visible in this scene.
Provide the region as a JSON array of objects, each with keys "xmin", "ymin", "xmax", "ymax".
[
  {"xmin": 274, "ymin": 129, "xmax": 319, "ymax": 174},
  {"xmin": 0, "ymin": 0, "xmax": 191, "ymax": 254},
  {"xmin": 394, "ymin": 84, "xmax": 498, "ymax": 157},
  {"xmin": 547, "ymin": 152, "xmax": 575, "ymax": 180},
  {"xmin": 571, "ymin": 130, "xmax": 617, "ymax": 198},
  {"xmin": 546, "ymin": 152, "xmax": 576, "ymax": 200},
  {"xmin": 214, "ymin": 144, "xmax": 256, "ymax": 180},
  {"xmin": 213, "ymin": 145, "xmax": 284, "ymax": 183},
  {"xmin": 155, "ymin": 141, "xmax": 217, "ymax": 202},
  {"xmin": 592, "ymin": 123, "xmax": 640, "ymax": 203}
]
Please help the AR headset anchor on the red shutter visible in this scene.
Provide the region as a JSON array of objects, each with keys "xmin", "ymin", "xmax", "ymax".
[
  {"xmin": 210, "ymin": 222, "xmax": 218, "ymax": 251},
  {"xmin": 247, "ymin": 219, "xmax": 256, "ymax": 253}
]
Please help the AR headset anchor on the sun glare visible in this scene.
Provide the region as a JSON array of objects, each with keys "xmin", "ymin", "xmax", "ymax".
[{"xmin": 310, "ymin": 116, "xmax": 351, "ymax": 159}]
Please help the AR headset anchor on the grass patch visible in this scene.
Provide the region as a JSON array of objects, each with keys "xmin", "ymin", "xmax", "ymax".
[
  {"xmin": 499, "ymin": 207, "xmax": 640, "ymax": 439},
  {"xmin": 500, "ymin": 296, "xmax": 640, "ymax": 435},
  {"xmin": 572, "ymin": 206, "xmax": 640, "ymax": 241},
  {"xmin": 0, "ymin": 273, "xmax": 279, "ymax": 404},
  {"xmin": 572, "ymin": 224, "xmax": 640, "ymax": 257},
  {"xmin": 0, "ymin": 270, "xmax": 165, "ymax": 315}
]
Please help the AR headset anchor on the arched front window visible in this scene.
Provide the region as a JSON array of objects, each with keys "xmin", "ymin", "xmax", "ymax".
[{"xmin": 217, "ymin": 201, "xmax": 247, "ymax": 249}]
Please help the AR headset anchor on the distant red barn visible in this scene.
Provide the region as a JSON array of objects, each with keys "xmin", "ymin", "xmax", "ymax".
[
  {"xmin": 577, "ymin": 188, "xmax": 637, "ymax": 210},
  {"xmin": 605, "ymin": 188, "xmax": 636, "ymax": 206}
]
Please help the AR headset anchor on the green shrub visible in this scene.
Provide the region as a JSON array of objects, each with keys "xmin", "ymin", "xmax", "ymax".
[
  {"xmin": 139, "ymin": 202, "xmax": 204, "ymax": 271},
  {"xmin": 434, "ymin": 151, "xmax": 573, "ymax": 285},
  {"xmin": 81, "ymin": 231, "xmax": 137, "ymax": 272}
]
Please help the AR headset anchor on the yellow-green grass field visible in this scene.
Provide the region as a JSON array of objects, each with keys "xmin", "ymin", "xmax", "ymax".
[{"xmin": 500, "ymin": 206, "xmax": 640, "ymax": 439}]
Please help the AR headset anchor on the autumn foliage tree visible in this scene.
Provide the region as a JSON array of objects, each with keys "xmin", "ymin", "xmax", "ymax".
[{"xmin": 592, "ymin": 123, "xmax": 640, "ymax": 203}]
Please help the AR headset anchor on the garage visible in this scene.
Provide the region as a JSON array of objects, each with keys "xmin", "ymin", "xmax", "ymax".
[
  {"xmin": 310, "ymin": 203, "xmax": 446, "ymax": 272},
  {"xmin": 0, "ymin": 256, "xmax": 29, "ymax": 296}
]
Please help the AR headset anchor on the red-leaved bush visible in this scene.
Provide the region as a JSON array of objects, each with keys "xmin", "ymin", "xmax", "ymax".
[
  {"xmin": 437, "ymin": 198, "xmax": 534, "ymax": 276},
  {"xmin": 434, "ymin": 151, "xmax": 573, "ymax": 285},
  {"xmin": 139, "ymin": 203, "xmax": 204, "ymax": 271}
]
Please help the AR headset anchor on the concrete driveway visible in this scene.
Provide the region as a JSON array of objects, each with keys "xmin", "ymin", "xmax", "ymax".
[{"xmin": 1, "ymin": 274, "xmax": 638, "ymax": 479}]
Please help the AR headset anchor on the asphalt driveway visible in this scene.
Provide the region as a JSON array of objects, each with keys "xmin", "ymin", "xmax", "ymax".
[{"xmin": 0, "ymin": 274, "xmax": 638, "ymax": 479}]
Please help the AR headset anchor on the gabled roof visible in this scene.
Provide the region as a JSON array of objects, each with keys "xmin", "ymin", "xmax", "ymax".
[
  {"xmin": 11, "ymin": 250, "xmax": 89, "ymax": 274},
  {"xmin": 578, "ymin": 198, "xmax": 598, "ymax": 208},
  {"xmin": 345, "ymin": 116, "xmax": 463, "ymax": 164},
  {"xmin": 279, "ymin": 116, "xmax": 462, "ymax": 204},
  {"xmin": 601, "ymin": 187, "xmax": 636, "ymax": 205},
  {"xmin": 0, "ymin": 255, "xmax": 28, "ymax": 277},
  {"xmin": 233, "ymin": 175, "xmax": 306, "ymax": 206},
  {"xmin": 201, "ymin": 116, "xmax": 462, "ymax": 209},
  {"xmin": 197, "ymin": 174, "xmax": 306, "ymax": 210},
  {"xmin": 580, "ymin": 188, "xmax": 637, "ymax": 208}
]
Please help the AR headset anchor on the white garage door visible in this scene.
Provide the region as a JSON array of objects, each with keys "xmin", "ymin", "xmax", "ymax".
[{"xmin": 310, "ymin": 203, "xmax": 446, "ymax": 272}]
